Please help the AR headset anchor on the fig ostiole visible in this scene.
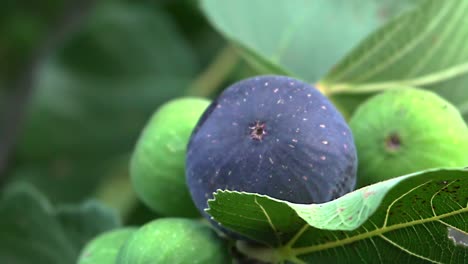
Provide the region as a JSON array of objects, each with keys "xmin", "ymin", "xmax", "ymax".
[
  {"xmin": 78, "ymin": 227, "xmax": 136, "ymax": 264},
  {"xmin": 130, "ymin": 97, "xmax": 211, "ymax": 217},
  {"xmin": 186, "ymin": 75, "xmax": 358, "ymax": 230},
  {"xmin": 115, "ymin": 218, "xmax": 231, "ymax": 264},
  {"xmin": 349, "ymin": 88, "xmax": 468, "ymax": 186}
]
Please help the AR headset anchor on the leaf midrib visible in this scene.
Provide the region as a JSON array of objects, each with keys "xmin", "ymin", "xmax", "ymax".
[
  {"xmin": 322, "ymin": 61, "xmax": 468, "ymax": 94},
  {"xmin": 291, "ymin": 206, "xmax": 467, "ymax": 255}
]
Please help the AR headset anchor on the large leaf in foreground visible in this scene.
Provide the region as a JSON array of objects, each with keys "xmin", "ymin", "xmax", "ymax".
[
  {"xmin": 207, "ymin": 169, "xmax": 468, "ymax": 263},
  {"xmin": 320, "ymin": 0, "xmax": 468, "ymax": 120},
  {"xmin": 0, "ymin": 184, "xmax": 120, "ymax": 264},
  {"xmin": 201, "ymin": 0, "xmax": 417, "ymax": 82}
]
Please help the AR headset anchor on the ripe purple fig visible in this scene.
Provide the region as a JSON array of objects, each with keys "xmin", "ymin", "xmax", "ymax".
[{"xmin": 186, "ymin": 75, "xmax": 357, "ymax": 221}]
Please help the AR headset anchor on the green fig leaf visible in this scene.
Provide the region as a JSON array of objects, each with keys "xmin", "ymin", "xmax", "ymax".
[
  {"xmin": 320, "ymin": 0, "xmax": 468, "ymax": 120},
  {"xmin": 56, "ymin": 200, "xmax": 122, "ymax": 251},
  {"xmin": 0, "ymin": 183, "xmax": 120, "ymax": 264},
  {"xmin": 57, "ymin": 2, "xmax": 198, "ymax": 78},
  {"xmin": 200, "ymin": 0, "xmax": 418, "ymax": 82},
  {"xmin": 207, "ymin": 168, "xmax": 468, "ymax": 263}
]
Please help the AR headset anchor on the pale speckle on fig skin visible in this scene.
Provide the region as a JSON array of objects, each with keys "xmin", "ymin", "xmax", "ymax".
[{"xmin": 186, "ymin": 75, "xmax": 358, "ymax": 225}]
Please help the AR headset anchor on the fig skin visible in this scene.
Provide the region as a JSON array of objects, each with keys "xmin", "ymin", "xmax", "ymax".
[
  {"xmin": 186, "ymin": 75, "xmax": 357, "ymax": 220},
  {"xmin": 350, "ymin": 88, "xmax": 468, "ymax": 186},
  {"xmin": 130, "ymin": 97, "xmax": 211, "ymax": 217},
  {"xmin": 115, "ymin": 218, "xmax": 230, "ymax": 264},
  {"xmin": 78, "ymin": 227, "xmax": 136, "ymax": 264}
]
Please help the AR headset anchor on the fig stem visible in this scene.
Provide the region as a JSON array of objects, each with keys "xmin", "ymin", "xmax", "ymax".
[
  {"xmin": 314, "ymin": 82, "xmax": 329, "ymax": 96},
  {"xmin": 187, "ymin": 45, "xmax": 240, "ymax": 97}
]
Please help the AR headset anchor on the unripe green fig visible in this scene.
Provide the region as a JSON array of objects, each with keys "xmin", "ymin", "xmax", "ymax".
[
  {"xmin": 78, "ymin": 227, "xmax": 136, "ymax": 264},
  {"xmin": 350, "ymin": 88, "xmax": 468, "ymax": 186},
  {"xmin": 130, "ymin": 97, "xmax": 211, "ymax": 217},
  {"xmin": 116, "ymin": 218, "xmax": 230, "ymax": 264}
]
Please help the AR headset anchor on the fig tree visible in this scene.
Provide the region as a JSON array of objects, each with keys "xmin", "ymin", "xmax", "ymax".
[
  {"xmin": 186, "ymin": 75, "xmax": 357, "ymax": 220},
  {"xmin": 116, "ymin": 218, "xmax": 230, "ymax": 264},
  {"xmin": 130, "ymin": 97, "xmax": 210, "ymax": 217},
  {"xmin": 349, "ymin": 88, "xmax": 468, "ymax": 186}
]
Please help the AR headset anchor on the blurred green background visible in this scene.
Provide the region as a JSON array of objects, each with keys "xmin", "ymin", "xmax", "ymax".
[{"xmin": 0, "ymin": 0, "xmax": 253, "ymax": 226}]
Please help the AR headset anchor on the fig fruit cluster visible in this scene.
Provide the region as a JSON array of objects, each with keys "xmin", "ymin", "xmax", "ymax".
[{"xmin": 85, "ymin": 76, "xmax": 468, "ymax": 262}]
